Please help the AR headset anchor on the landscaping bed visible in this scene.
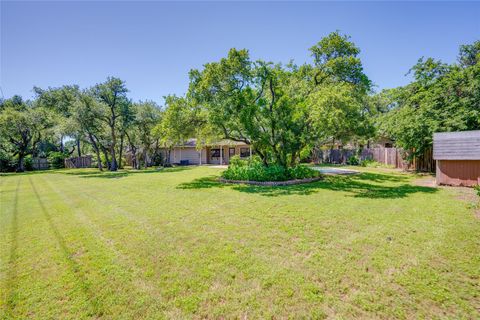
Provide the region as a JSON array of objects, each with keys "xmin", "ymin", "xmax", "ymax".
[{"xmin": 222, "ymin": 155, "xmax": 321, "ymax": 182}]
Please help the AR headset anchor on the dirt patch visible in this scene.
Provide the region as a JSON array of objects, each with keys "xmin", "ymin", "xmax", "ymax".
[{"xmin": 413, "ymin": 176, "xmax": 437, "ymax": 187}]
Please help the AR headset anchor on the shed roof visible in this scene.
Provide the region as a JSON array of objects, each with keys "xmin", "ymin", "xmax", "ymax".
[{"xmin": 433, "ymin": 130, "xmax": 480, "ymax": 160}]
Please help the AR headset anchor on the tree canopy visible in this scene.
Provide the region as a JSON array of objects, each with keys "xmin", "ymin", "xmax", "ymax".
[
  {"xmin": 188, "ymin": 31, "xmax": 372, "ymax": 167},
  {"xmin": 1, "ymin": 35, "xmax": 478, "ymax": 172},
  {"xmin": 377, "ymin": 40, "xmax": 480, "ymax": 157}
]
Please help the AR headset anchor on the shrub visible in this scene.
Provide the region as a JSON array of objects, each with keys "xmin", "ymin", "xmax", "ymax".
[
  {"xmin": 48, "ymin": 151, "xmax": 68, "ymax": 169},
  {"xmin": 222, "ymin": 156, "xmax": 319, "ymax": 182},
  {"xmin": 346, "ymin": 155, "xmax": 360, "ymax": 165},
  {"xmin": 287, "ymin": 165, "xmax": 319, "ymax": 179},
  {"xmin": 0, "ymin": 150, "xmax": 17, "ymax": 172},
  {"xmin": 24, "ymin": 155, "xmax": 34, "ymax": 171}
]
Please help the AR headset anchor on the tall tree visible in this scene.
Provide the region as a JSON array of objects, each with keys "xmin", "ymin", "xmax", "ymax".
[
  {"xmin": 188, "ymin": 32, "xmax": 371, "ymax": 167},
  {"xmin": 0, "ymin": 98, "xmax": 53, "ymax": 172},
  {"xmin": 378, "ymin": 40, "xmax": 480, "ymax": 158},
  {"xmin": 92, "ymin": 77, "xmax": 131, "ymax": 171},
  {"xmin": 34, "ymin": 85, "xmax": 82, "ymax": 155}
]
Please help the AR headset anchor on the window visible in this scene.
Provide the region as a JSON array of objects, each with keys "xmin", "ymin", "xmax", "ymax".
[
  {"xmin": 229, "ymin": 148, "xmax": 235, "ymax": 157},
  {"xmin": 240, "ymin": 147, "xmax": 250, "ymax": 158},
  {"xmin": 210, "ymin": 148, "xmax": 220, "ymax": 158}
]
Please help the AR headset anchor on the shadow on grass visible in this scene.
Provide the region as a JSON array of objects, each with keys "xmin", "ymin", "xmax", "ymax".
[
  {"xmin": 177, "ymin": 172, "xmax": 437, "ymax": 199},
  {"xmin": 61, "ymin": 166, "xmax": 192, "ymax": 179},
  {"xmin": 177, "ymin": 176, "xmax": 228, "ymax": 189}
]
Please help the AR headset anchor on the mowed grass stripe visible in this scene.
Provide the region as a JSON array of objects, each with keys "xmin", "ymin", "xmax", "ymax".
[
  {"xmin": 38, "ymin": 174, "xmax": 171, "ymax": 317},
  {"xmin": 30, "ymin": 173, "xmax": 172, "ymax": 319},
  {"xmin": 44, "ymin": 172, "xmax": 286, "ymax": 316},
  {"xmin": 2, "ymin": 176, "xmax": 94, "ymax": 319},
  {"xmin": 37, "ymin": 170, "xmax": 480, "ymax": 317},
  {"xmin": 0, "ymin": 178, "xmax": 21, "ymax": 319},
  {"xmin": 0, "ymin": 167, "xmax": 479, "ymax": 318}
]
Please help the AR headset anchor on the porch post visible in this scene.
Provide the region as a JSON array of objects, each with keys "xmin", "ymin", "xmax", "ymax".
[
  {"xmin": 249, "ymin": 145, "xmax": 252, "ymax": 159},
  {"xmin": 199, "ymin": 149, "xmax": 202, "ymax": 165},
  {"xmin": 220, "ymin": 145, "xmax": 223, "ymax": 165}
]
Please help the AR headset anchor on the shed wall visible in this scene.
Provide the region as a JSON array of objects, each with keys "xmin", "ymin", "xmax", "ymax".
[{"xmin": 436, "ymin": 160, "xmax": 480, "ymax": 187}]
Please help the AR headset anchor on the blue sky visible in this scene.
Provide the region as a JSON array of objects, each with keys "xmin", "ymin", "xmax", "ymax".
[{"xmin": 1, "ymin": 1, "xmax": 479, "ymax": 104}]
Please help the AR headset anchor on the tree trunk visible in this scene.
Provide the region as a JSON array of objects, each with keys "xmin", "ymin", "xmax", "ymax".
[
  {"xmin": 165, "ymin": 148, "xmax": 172, "ymax": 166},
  {"xmin": 101, "ymin": 146, "xmax": 111, "ymax": 170},
  {"xmin": 118, "ymin": 133, "xmax": 124, "ymax": 169},
  {"xmin": 131, "ymin": 149, "xmax": 139, "ymax": 170},
  {"xmin": 88, "ymin": 133, "xmax": 103, "ymax": 171},
  {"xmin": 109, "ymin": 125, "xmax": 118, "ymax": 171},
  {"xmin": 95, "ymin": 148, "xmax": 103, "ymax": 171},
  {"xmin": 76, "ymin": 138, "xmax": 81, "ymax": 157},
  {"xmin": 142, "ymin": 149, "xmax": 148, "ymax": 168},
  {"xmin": 16, "ymin": 152, "xmax": 25, "ymax": 172}
]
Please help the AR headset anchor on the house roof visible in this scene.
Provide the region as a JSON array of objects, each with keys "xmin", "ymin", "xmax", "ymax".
[
  {"xmin": 175, "ymin": 138, "xmax": 249, "ymax": 148},
  {"xmin": 433, "ymin": 130, "xmax": 480, "ymax": 160}
]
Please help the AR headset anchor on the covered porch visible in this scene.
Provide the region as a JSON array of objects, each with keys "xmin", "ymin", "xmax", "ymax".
[{"xmin": 205, "ymin": 142, "xmax": 252, "ymax": 165}]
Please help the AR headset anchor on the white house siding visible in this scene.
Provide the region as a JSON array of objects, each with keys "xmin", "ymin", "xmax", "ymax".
[{"xmin": 170, "ymin": 147, "xmax": 205, "ymax": 165}]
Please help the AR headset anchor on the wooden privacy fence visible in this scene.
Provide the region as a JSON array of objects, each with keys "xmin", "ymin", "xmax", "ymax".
[
  {"xmin": 65, "ymin": 155, "xmax": 92, "ymax": 169},
  {"xmin": 32, "ymin": 157, "xmax": 49, "ymax": 170},
  {"xmin": 316, "ymin": 147, "xmax": 435, "ymax": 172}
]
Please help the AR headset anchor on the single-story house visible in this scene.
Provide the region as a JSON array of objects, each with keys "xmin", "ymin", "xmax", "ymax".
[
  {"xmin": 433, "ymin": 130, "xmax": 480, "ymax": 187},
  {"xmin": 166, "ymin": 139, "xmax": 252, "ymax": 165}
]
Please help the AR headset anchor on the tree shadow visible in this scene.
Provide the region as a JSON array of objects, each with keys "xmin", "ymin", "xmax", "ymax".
[
  {"xmin": 4, "ymin": 179, "xmax": 21, "ymax": 318},
  {"xmin": 347, "ymin": 172, "xmax": 410, "ymax": 183},
  {"xmin": 177, "ymin": 172, "xmax": 438, "ymax": 199},
  {"xmin": 61, "ymin": 166, "xmax": 192, "ymax": 179},
  {"xmin": 177, "ymin": 176, "xmax": 227, "ymax": 189}
]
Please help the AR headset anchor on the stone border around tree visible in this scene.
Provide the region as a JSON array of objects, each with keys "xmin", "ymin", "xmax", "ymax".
[{"xmin": 218, "ymin": 176, "xmax": 323, "ymax": 186}]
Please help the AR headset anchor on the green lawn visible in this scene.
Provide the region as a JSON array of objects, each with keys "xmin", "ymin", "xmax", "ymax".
[{"xmin": 1, "ymin": 166, "xmax": 479, "ymax": 319}]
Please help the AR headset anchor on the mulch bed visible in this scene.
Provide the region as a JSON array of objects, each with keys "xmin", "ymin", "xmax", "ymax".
[{"xmin": 218, "ymin": 176, "xmax": 323, "ymax": 186}]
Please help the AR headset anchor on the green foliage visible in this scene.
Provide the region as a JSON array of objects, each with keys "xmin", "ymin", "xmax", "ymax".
[
  {"xmin": 0, "ymin": 98, "xmax": 54, "ymax": 171},
  {"xmin": 287, "ymin": 164, "xmax": 320, "ymax": 179},
  {"xmin": 48, "ymin": 151, "xmax": 68, "ymax": 169},
  {"xmin": 378, "ymin": 41, "xmax": 480, "ymax": 158},
  {"xmin": 346, "ymin": 155, "xmax": 360, "ymax": 165},
  {"xmin": 24, "ymin": 155, "xmax": 34, "ymax": 171},
  {"xmin": 222, "ymin": 155, "xmax": 319, "ymax": 181},
  {"xmin": 189, "ymin": 32, "xmax": 371, "ymax": 168},
  {"xmin": 0, "ymin": 149, "xmax": 16, "ymax": 172},
  {"xmin": 309, "ymin": 31, "xmax": 371, "ymax": 93},
  {"xmin": 474, "ymin": 185, "xmax": 480, "ymax": 197}
]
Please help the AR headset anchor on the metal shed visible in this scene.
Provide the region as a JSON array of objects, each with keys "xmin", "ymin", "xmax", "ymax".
[{"xmin": 433, "ymin": 130, "xmax": 480, "ymax": 187}]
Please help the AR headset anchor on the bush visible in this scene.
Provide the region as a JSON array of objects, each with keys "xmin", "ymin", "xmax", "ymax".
[
  {"xmin": 48, "ymin": 151, "xmax": 68, "ymax": 169},
  {"xmin": 287, "ymin": 165, "xmax": 319, "ymax": 179},
  {"xmin": 0, "ymin": 150, "xmax": 17, "ymax": 172},
  {"xmin": 346, "ymin": 155, "xmax": 360, "ymax": 165},
  {"xmin": 222, "ymin": 156, "xmax": 320, "ymax": 181},
  {"xmin": 24, "ymin": 155, "xmax": 34, "ymax": 171}
]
